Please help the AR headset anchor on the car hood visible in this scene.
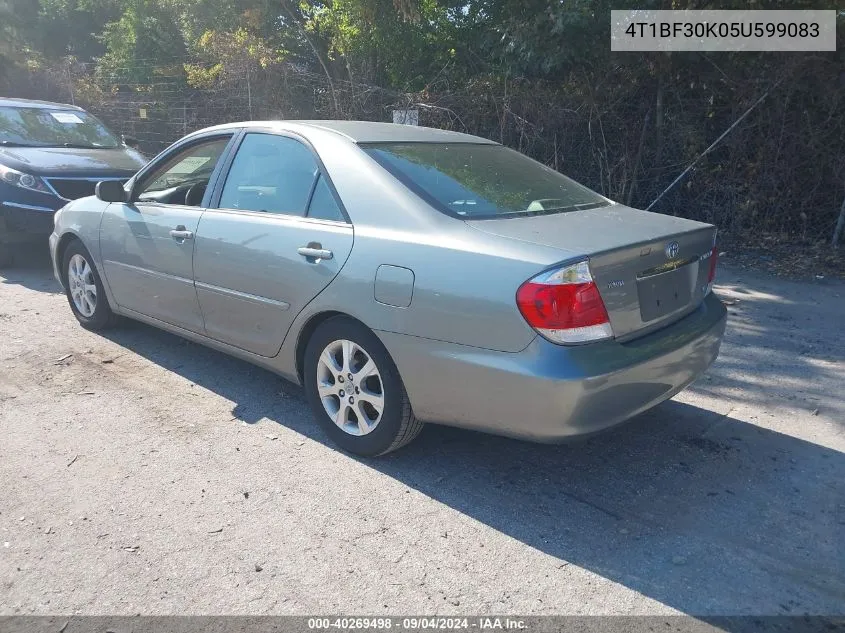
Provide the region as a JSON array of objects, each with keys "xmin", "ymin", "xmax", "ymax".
[{"xmin": 0, "ymin": 145, "xmax": 147, "ymax": 177}]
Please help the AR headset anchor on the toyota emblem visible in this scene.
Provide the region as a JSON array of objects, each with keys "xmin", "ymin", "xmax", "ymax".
[{"xmin": 665, "ymin": 241, "xmax": 680, "ymax": 259}]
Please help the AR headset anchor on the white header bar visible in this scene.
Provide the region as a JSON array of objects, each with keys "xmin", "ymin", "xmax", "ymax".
[{"xmin": 611, "ymin": 10, "xmax": 837, "ymax": 52}]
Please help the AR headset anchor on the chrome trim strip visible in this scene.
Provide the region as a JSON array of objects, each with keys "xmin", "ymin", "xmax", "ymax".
[
  {"xmin": 103, "ymin": 260, "xmax": 195, "ymax": 286},
  {"xmin": 42, "ymin": 180, "xmax": 64, "ymax": 200},
  {"xmin": 207, "ymin": 206, "xmax": 353, "ymax": 227},
  {"xmin": 1, "ymin": 201, "xmax": 56, "ymax": 212},
  {"xmin": 636, "ymin": 256, "xmax": 698, "ymax": 280},
  {"xmin": 195, "ymin": 280, "xmax": 290, "ymax": 310},
  {"xmin": 103, "ymin": 260, "xmax": 290, "ymax": 310}
]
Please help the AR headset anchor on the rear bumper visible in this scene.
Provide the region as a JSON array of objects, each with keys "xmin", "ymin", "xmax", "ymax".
[{"xmin": 377, "ymin": 292, "xmax": 727, "ymax": 442}]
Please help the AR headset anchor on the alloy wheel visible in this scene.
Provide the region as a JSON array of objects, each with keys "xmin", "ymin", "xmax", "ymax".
[
  {"xmin": 316, "ymin": 339, "xmax": 385, "ymax": 436},
  {"xmin": 68, "ymin": 253, "xmax": 97, "ymax": 318}
]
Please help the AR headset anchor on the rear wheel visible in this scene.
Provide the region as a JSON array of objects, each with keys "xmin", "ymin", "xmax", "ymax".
[
  {"xmin": 62, "ymin": 240, "xmax": 118, "ymax": 330},
  {"xmin": 303, "ymin": 317, "xmax": 423, "ymax": 456}
]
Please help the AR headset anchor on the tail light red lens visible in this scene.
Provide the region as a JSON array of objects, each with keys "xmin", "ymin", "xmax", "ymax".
[
  {"xmin": 706, "ymin": 247, "xmax": 718, "ymax": 294},
  {"xmin": 516, "ymin": 261, "xmax": 613, "ymax": 345},
  {"xmin": 707, "ymin": 247, "xmax": 718, "ymax": 282}
]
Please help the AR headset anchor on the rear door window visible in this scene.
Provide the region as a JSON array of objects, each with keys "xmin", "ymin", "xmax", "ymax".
[
  {"xmin": 218, "ymin": 134, "xmax": 319, "ymax": 216},
  {"xmin": 306, "ymin": 174, "xmax": 345, "ymax": 222}
]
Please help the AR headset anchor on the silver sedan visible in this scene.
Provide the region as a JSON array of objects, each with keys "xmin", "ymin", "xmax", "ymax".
[{"xmin": 50, "ymin": 121, "xmax": 727, "ymax": 456}]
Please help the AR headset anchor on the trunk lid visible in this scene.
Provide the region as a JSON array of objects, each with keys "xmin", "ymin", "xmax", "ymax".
[{"xmin": 467, "ymin": 204, "xmax": 717, "ymax": 340}]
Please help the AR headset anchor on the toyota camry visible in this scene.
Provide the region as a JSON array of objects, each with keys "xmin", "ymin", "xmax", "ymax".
[{"xmin": 50, "ymin": 120, "xmax": 726, "ymax": 456}]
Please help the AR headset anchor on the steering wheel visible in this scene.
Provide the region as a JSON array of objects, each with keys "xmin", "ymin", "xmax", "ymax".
[{"xmin": 185, "ymin": 182, "xmax": 207, "ymax": 207}]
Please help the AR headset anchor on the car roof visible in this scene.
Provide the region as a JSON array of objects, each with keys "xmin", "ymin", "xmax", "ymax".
[
  {"xmin": 0, "ymin": 97, "xmax": 84, "ymax": 111},
  {"xmin": 194, "ymin": 120, "xmax": 498, "ymax": 145}
]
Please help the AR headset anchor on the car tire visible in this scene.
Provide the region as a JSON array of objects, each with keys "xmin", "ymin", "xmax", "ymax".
[
  {"xmin": 303, "ymin": 316, "xmax": 424, "ymax": 456},
  {"xmin": 62, "ymin": 240, "xmax": 119, "ymax": 331}
]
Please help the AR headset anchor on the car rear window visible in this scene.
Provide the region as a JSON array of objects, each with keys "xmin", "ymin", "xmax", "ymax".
[
  {"xmin": 362, "ymin": 142, "xmax": 610, "ymax": 219},
  {"xmin": 0, "ymin": 106, "xmax": 120, "ymax": 149}
]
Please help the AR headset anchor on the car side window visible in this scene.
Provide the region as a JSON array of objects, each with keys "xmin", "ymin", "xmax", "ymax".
[
  {"xmin": 307, "ymin": 174, "xmax": 345, "ymax": 222},
  {"xmin": 136, "ymin": 137, "xmax": 231, "ymax": 206},
  {"xmin": 218, "ymin": 134, "xmax": 319, "ymax": 216}
]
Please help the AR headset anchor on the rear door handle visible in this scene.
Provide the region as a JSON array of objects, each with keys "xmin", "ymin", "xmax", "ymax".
[
  {"xmin": 170, "ymin": 227, "xmax": 194, "ymax": 242},
  {"xmin": 297, "ymin": 246, "xmax": 333, "ymax": 261}
]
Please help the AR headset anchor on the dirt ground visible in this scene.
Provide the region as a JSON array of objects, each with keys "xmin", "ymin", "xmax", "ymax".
[{"xmin": 1, "ymin": 248, "xmax": 843, "ymax": 616}]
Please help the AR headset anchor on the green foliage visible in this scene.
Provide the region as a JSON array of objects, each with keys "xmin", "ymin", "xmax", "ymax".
[
  {"xmin": 97, "ymin": 0, "xmax": 187, "ymax": 85},
  {"xmin": 186, "ymin": 28, "xmax": 284, "ymax": 88},
  {"xmin": 2, "ymin": 0, "xmax": 844, "ymax": 243},
  {"xmin": 295, "ymin": 0, "xmax": 461, "ymax": 89},
  {"xmin": 0, "ymin": 0, "xmax": 42, "ymax": 66}
]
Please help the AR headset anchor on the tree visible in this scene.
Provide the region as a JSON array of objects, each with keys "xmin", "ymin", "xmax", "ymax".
[{"xmin": 97, "ymin": 0, "xmax": 187, "ymax": 85}]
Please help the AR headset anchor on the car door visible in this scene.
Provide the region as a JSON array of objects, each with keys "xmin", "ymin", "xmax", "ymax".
[
  {"xmin": 193, "ymin": 131, "xmax": 354, "ymax": 357},
  {"xmin": 99, "ymin": 133, "xmax": 236, "ymax": 333}
]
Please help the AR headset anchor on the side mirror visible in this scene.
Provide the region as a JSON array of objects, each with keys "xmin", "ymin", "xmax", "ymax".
[
  {"xmin": 123, "ymin": 135, "xmax": 140, "ymax": 149},
  {"xmin": 96, "ymin": 180, "xmax": 127, "ymax": 203}
]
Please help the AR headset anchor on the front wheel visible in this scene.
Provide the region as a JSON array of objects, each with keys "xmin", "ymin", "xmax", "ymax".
[
  {"xmin": 62, "ymin": 240, "xmax": 118, "ymax": 330},
  {"xmin": 303, "ymin": 317, "xmax": 423, "ymax": 456}
]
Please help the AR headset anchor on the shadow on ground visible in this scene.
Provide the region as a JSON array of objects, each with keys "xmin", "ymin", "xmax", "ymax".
[
  {"xmin": 5, "ymin": 245, "xmax": 845, "ymax": 616},
  {"xmin": 692, "ymin": 269, "xmax": 845, "ymax": 425},
  {"xmin": 102, "ymin": 318, "xmax": 845, "ymax": 616},
  {"xmin": 0, "ymin": 243, "xmax": 61, "ymax": 293}
]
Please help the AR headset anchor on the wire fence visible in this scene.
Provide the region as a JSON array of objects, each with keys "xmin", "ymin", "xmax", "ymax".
[{"xmin": 4, "ymin": 53, "xmax": 844, "ymax": 243}]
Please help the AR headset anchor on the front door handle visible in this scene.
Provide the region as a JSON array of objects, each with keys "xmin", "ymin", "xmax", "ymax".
[
  {"xmin": 170, "ymin": 226, "xmax": 194, "ymax": 242},
  {"xmin": 297, "ymin": 246, "xmax": 333, "ymax": 261}
]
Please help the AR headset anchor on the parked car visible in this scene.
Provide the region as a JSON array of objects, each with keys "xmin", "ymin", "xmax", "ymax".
[
  {"xmin": 49, "ymin": 121, "xmax": 727, "ymax": 456},
  {"xmin": 0, "ymin": 98, "xmax": 147, "ymax": 265}
]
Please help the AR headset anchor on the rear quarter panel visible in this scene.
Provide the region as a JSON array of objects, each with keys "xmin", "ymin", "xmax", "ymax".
[{"xmin": 310, "ymin": 225, "xmax": 569, "ymax": 352}]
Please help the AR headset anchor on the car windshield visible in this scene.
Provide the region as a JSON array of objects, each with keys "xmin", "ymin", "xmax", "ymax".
[
  {"xmin": 363, "ymin": 142, "xmax": 610, "ymax": 219},
  {"xmin": 0, "ymin": 106, "xmax": 120, "ymax": 149}
]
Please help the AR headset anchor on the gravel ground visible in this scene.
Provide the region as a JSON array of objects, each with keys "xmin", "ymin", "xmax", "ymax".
[{"xmin": 1, "ymin": 248, "xmax": 843, "ymax": 616}]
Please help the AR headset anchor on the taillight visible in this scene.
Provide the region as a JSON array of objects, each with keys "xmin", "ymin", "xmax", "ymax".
[
  {"xmin": 516, "ymin": 260, "xmax": 613, "ymax": 345},
  {"xmin": 706, "ymin": 247, "xmax": 718, "ymax": 295}
]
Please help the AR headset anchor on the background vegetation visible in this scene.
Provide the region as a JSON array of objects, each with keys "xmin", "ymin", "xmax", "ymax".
[{"xmin": 1, "ymin": 0, "xmax": 844, "ymax": 250}]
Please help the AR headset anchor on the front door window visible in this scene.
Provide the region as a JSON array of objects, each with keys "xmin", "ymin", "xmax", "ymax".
[{"xmin": 136, "ymin": 137, "xmax": 231, "ymax": 206}]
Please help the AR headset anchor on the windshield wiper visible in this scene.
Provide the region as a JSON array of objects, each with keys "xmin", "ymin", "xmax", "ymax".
[
  {"xmin": 57, "ymin": 142, "xmax": 111, "ymax": 149},
  {"xmin": 1, "ymin": 141, "xmax": 112, "ymax": 149},
  {"xmin": 0, "ymin": 140, "xmax": 40, "ymax": 147}
]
